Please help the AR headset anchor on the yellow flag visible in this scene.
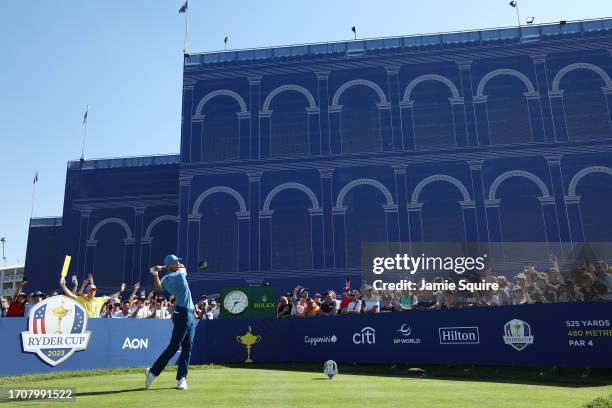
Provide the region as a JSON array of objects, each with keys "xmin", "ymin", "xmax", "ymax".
[{"xmin": 60, "ymin": 255, "xmax": 71, "ymax": 278}]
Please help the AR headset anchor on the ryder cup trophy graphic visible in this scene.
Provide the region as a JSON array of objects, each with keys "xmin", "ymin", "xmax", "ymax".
[
  {"xmin": 236, "ymin": 326, "xmax": 261, "ymax": 363},
  {"xmin": 52, "ymin": 301, "xmax": 72, "ymax": 334}
]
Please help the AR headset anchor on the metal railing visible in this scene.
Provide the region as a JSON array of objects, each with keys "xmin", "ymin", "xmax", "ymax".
[
  {"xmin": 187, "ymin": 18, "xmax": 612, "ymax": 65},
  {"xmin": 67, "ymin": 153, "xmax": 180, "ymax": 170},
  {"xmin": 29, "ymin": 217, "xmax": 62, "ymax": 227}
]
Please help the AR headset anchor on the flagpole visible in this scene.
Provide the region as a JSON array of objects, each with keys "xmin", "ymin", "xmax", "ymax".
[
  {"xmin": 184, "ymin": 1, "xmax": 189, "ymax": 54},
  {"xmin": 31, "ymin": 173, "xmax": 37, "ymax": 219},
  {"xmin": 80, "ymin": 105, "xmax": 88, "ymax": 161}
]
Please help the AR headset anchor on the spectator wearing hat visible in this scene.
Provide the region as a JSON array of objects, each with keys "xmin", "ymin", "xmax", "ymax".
[
  {"xmin": 209, "ymin": 300, "xmax": 220, "ymax": 319},
  {"xmin": 344, "ymin": 290, "xmax": 362, "ymax": 314},
  {"xmin": 110, "ymin": 298, "xmax": 129, "ymax": 318},
  {"xmin": 6, "ymin": 278, "xmax": 28, "ymax": 317},
  {"xmin": 132, "ymin": 292, "xmax": 156, "ymax": 319},
  {"xmin": 362, "ymin": 287, "xmax": 380, "ymax": 313},
  {"xmin": 292, "ymin": 288, "xmax": 309, "ymax": 317},
  {"xmin": 24, "ymin": 290, "xmax": 44, "ymax": 316},
  {"xmin": 60, "ymin": 274, "xmax": 125, "ymax": 318},
  {"xmin": 313, "ymin": 293, "xmax": 322, "ymax": 307}
]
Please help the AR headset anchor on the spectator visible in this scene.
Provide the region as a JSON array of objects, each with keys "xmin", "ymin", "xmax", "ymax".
[
  {"xmin": 396, "ymin": 290, "xmax": 418, "ymax": 311},
  {"xmin": 344, "ymin": 290, "xmax": 362, "ymax": 314},
  {"xmin": 579, "ymin": 273, "xmax": 597, "ymax": 301},
  {"xmin": 303, "ymin": 298, "xmax": 319, "ymax": 317},
  {"xmin": 511, "ymin": 287, "xmax": 529, "ymax": 305},
  {"xmin": 514, "ymin": 273, "xmax": 527, "ymax": 290},
  {"xmin": 313, "ymin": 293, "xmax": 322, "ymax": 307},
  {"xmin": 60, "ymin": 274, "xmax": 125, "ymax": 318},
  {"xmin": 339, "ymin": 288, "xmax": 351, "ymax": 312},
  {"xmin": 495, "ymin": 276, "xmax": 511, "ymax": 305},
  {"xmin": 6, "ymin": 278, "xmax": 28, "ymax": 317},
  {"xmin": 558, "ymin": 279, "xmax": 583, "ymax": 302},
  {"xmin": 131, "ymin": 296, "xmax": 148, "ymax": 318},
  {"xmin": 362, "ymin": 288, "xmax": 380, "ymax": 313},
  {"xmin": 24, "ymin": 291, "xmax": 44, "ymax": 316},
  {"xmin": 112, "ymin": 300, "xmax": 132, "ymax": 318},
  {"xmin": 277, "ymin": 296, "xmax": 292, "ymax": 318},
  {"xmin": 318, "ymin": 291, "xmax": 338, "ymax": 316},
  {"xmin": 380, "ymin": 297, "xmax": 396, "ymax": 312},
  {"xmin": 209, "ymin": 300, "xmax": 220, "ymax": 319}
]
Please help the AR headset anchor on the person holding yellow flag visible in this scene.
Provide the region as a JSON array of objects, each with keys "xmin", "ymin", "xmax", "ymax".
[{"xmin": 60, "ymin": 274, "xmax": 125, "ymax": 318}]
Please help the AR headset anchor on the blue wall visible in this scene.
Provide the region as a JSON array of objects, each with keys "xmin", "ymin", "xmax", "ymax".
[
  {"xmin": 178, "ymin": 20, "xmax": 612, "ymax": 295},
  {"xmin": 24, "ymin": 218, "xmax": 63, "ymax": 292},
  {"xmin": 25, "ymin": 20, "xmax": 612, "ymax": 296}
]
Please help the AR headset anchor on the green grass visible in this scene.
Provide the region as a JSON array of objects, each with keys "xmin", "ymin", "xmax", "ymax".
[{"xmin": 1, "ymin": 364, "xmax": 611, "ymax": 408}]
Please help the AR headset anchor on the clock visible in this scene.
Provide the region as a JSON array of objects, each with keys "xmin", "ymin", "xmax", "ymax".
[{"xmin": 224, "ymin": 290, "xmax": 248, "ymax": 315}]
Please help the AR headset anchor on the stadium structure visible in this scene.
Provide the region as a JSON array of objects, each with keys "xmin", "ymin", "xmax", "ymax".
[{"xmin": 25, "ymin": 18, "xmax": 612, "ymax": 295}]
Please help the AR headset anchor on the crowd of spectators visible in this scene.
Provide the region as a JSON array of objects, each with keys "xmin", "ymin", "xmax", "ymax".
[
  {"xmin": 276, "ymin": 257, "xmax": 612, "ymax": 317},
  {"xmin": 0, "ymin": 273, "xmax": 220, "ymax": 320},
  {"xmin": 1, "ymin": 257, "xmax": 610, "ymax": 319}
]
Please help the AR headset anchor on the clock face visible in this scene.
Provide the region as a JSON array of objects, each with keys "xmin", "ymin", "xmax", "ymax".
[{"xmin": 224, "ymin": 290, "xmax": 248, "ymax": 315}]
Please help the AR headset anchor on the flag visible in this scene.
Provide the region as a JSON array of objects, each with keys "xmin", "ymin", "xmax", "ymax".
[
  {"xmin": 344, "ymin": 278, "xmax": 350, "ymax": 290},
  {"xmin": 33, "ymin": 171, "xmax": 38, "ymax": 184},
  {"xmin": 509, "ymin": 0, "xmax": 517, "ymax": 7},
  {"xmin": 33, "ymin": 305, "xmax": 47, "ymax": 334},
  {"xmin": 83, "ymin": 107, "xmax": 88, "ymax": 124},
  {"xmin": 179, "ymin": 1, "xmax": 188, "ymax": 13}
]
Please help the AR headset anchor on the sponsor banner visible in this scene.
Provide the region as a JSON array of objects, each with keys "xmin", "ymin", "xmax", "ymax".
[
  {"xmin": 2, "ymin": 302, "xmax": 611, "ymax": 374},
  {"xmin": 195, "ymin": 302, "xmax": 612, "ymax": 368},
  {"xmin": 0, "ymin": 317, "xmax": 181, "ymax": 376},
  {"xmin": 439, "ymin": 326, "xmax": 480, "ymax": 345}
]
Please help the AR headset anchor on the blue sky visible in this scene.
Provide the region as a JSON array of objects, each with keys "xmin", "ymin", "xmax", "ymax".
[{"xmin": 0, "ymin": 0, "xmax": 609, "ymax": 266}]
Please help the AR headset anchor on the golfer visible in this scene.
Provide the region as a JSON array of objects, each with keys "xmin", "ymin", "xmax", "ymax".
[{"xmin": 145, "ymin": 254, "xmax": 195, "ymax": 390}]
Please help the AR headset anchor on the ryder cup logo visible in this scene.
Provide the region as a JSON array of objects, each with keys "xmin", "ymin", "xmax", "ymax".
[
  {"xmin": 21, "ymin": 295, "xmax": 91, "ymax": 366},
  {"xmin": 503, "ymin": 319, "xmax": 534, "ymax": 351}
]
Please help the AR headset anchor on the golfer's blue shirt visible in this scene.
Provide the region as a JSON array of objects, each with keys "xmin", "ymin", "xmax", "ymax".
[{"xmin": 160, "ymin": 268, "xmax": 194, "ymax": 311}]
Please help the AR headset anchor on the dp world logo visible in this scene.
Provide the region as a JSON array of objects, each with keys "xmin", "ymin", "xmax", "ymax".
[
  {"xmin": 394, "ymin": 324, "xmax": 421, "ymax": 344},
  {"xmin": 21, "ymin": 295, "xmax": 91, "ymax": 366},
  {"xmin": 503, "ymin": 319, "xmax": 534, "ymax": 351}
]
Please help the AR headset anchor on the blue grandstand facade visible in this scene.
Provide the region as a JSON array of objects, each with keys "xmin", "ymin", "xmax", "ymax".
[{"xmin": 26, "ymin": 19, "xmax": 612, "ymax": 295}]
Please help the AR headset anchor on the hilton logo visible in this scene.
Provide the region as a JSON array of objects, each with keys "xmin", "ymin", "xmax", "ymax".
[{"xmin": 438, "ymin": 327, "xmax": 480, "ymax": 344}]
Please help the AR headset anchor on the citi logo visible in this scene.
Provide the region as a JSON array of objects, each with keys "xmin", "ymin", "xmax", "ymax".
[
  {"xmin": 353, "ymin": 327, "xmax": 376, "ymax": 345},
  {"xmin": 439, "ymin": 327, "xmax": 480, "ymax": 344},
  {"xmin": 122, "ymin": 337, "xmax": 149, "ymax": 350}
]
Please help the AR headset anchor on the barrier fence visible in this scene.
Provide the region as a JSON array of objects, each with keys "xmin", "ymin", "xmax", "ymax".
[
  {"xmin": 1, "ymin": 302, "xmax": 610, "ymax": 376},
  {"xmin": 193, "ymin": 302, "xmax": 612, "ymax": 368}
]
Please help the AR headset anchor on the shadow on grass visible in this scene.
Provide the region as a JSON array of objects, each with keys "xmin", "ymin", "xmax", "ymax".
[
  {"xmin": 218, "ymin": 363, "xmax": 612, "ymax": 388},
  {"xmin": 76, "ymin": 387, "xmax": 176, "ymax": 397}
]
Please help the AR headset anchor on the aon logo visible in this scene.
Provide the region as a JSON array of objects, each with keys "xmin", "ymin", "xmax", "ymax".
[{"xmin": 122, "ymin": 337, "xmax": 149, "ymax": 350}]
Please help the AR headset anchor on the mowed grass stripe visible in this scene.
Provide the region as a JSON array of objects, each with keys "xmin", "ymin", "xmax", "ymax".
[{"xmin": 1, "ymin": 366, "xmax": 610, "ymax": 408}]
